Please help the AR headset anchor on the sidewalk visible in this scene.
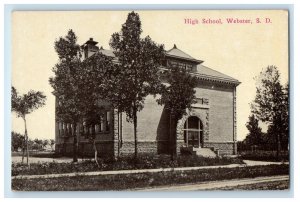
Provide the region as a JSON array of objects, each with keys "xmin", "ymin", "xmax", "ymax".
[
  {"xmin": 12, "ymin": 156, "xmax": 87, "ymax": 164},
  {"xmin": 12, "ymin": 160, "xmax": 288, "ymax": 180}
]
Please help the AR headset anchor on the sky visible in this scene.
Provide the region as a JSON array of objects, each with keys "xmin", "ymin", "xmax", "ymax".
[{"xmin": 11, "ymin": 10, "xmax": 288, "ymax": 141}]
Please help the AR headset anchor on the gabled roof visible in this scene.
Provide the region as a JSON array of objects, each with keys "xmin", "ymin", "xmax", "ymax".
[
  {"xmin": 84, "ymin": 41, "xmax": 240, "ymax": 85},
  {"xmin": 84, "ymin": 48, "xmax": 115, "ymax": 61},
  {"xmin": 98, "ymin": 48, "xmax": 115, "ymax": 58},
  {"xmin": 195, "ymin": 64, "xmax": 240, "ymax": 85},
  {"xmin": 166, "ymin": 44, "xmax": 203, "ymax": 64}
]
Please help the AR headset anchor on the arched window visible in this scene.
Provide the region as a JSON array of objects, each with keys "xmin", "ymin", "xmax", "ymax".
[{"xmin": 183, "ymin": 116, "xmax": 203, "ymax": 148}]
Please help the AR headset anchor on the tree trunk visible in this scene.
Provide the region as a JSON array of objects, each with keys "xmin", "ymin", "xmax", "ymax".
[
  {"xmin": 276, "ymin": 131, "xmax": 281, "ymax": 160},
  {"xmin": 169, "ymin": 115, "xmax": 178, "ymax": 160},
  {"xmin": 133, "ymin": 105, "xmax": 138, "ymax": 159},
  {"xmin": 117, "ymin": 111, "xmax": 120, "ymax": 158},
  {"xmin": 21, "ymin": 135, "xmax": 25, "ymax": 164},
  {"xmin": 169, "ymin": 114, "xmax": 173, "ymax": 160},
  {"xmin": 91, "ymin": 125, "xmax": 100, "ymax": 167},
  {"xmin": 174, "ymin": 118, "xmax": 178, "ymax": 158},
  {"xmin": 73, "ymin": 123, "xmax": 78, "ymax": 163},
  {"xmin": 93, "ymin": 139, "xmax": 100, "ymax": 168},
  {"xmin": 23, "ymin": 117, "xmax": 30, "ymax": 167}
]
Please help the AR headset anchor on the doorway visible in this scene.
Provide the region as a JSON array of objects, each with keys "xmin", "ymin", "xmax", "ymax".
[{"xmin": 183, "ymin": 116, "xmax": 203, "ymax": 148}]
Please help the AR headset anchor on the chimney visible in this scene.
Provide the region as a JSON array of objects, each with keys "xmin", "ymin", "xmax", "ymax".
[{"xmin": 82, "ymin": 38, "xmax": 99, "ymax": 59}]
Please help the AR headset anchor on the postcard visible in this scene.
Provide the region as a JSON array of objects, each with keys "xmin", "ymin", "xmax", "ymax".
[{"xmin": 10, "ymin": 10, "xmax": 289, "ymax": 192}]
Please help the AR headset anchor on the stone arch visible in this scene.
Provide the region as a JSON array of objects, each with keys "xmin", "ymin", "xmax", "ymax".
[{"xmin": 176, "ymin": 109, "xmax": 209, "ymax": 151}]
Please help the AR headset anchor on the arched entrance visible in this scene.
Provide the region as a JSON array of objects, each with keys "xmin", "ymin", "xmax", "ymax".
[{"xmin": 183, "ymin": 116, "xmax": 203, "ymax": 148}]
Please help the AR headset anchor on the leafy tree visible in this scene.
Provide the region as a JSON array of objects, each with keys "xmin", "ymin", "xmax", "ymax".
[
  {"xmin": 251, "ymin": 65, "xmax": 288, "ymax": 158},
  {"xmin": 80, "ymin": 52, "xmax": 115, "ymax": 164},
  {"xmin": 265, "ymin": 83, "xmax": 289, "ymax": 151},
  {"xmin": 109, "ymin": 11, "xmax": 165, "ymax": 159},
  {"xmin": 50, "ymin": 139, "xmax": 55, "ymax": 151},
  {"xmin": 33, "ymin": 138, "xmax": 43, "ymax": 150},
  {"xmin": 11, "ymin": 132, "xmax": 24, "ymax": 152},
  {"xmin": 281, "ymin": 83, "xmax": 289, "ymax": 150},
  {"xmin": 49, "ymin": 29, "xmax": 83, "ymax": 162},
  {"xmin": 27, "ymin": 139, "xmax": 34, "ymax": 151},
  {"xmin": 50, "ymin": 29, "xmax": 115, "ymax": 163},
  {"xmin": 157, "ymin": 65, "xmax": 198, "ymax": 159},
  {"xmin": 244, "ymin": 115, "xmax": 264, "ymax": 149},
  {"xmin": 33, "ymin": 138, "xmax": 42, "ymax": 145},
  {"xmin": 11, "ymin": 86, "xmax": 46, "ymax": 165},
  {"xmin": 42, "ymin": 139, "xmax": 49, "ymax": 149}
]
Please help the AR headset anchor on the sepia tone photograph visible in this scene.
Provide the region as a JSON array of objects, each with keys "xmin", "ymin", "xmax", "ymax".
[{"xmin": 10, "ymin": 10, "xmax": 289, "ymax": 191}]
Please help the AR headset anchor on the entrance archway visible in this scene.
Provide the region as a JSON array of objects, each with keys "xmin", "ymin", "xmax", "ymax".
[{"xmin": 183, "ymin": 116, "xmax": 203, "ymax": 148}]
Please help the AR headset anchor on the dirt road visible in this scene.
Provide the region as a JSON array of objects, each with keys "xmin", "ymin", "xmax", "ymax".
[{"xmin": 133, "ymin": 175, "xmax": 289, "ymax": 191}]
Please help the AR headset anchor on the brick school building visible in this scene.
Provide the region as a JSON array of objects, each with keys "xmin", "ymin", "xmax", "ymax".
[{"xmin": 55, "ymin": 38, "xmax": 240, "ymax": 158}]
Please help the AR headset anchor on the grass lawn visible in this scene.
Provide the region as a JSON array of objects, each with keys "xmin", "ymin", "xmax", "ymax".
[
  {"xmin": 12, "ymin": 154, "xmax": 244, "ymax": 176},
  {"xmin": 216, "ymin": 180, "xmax": 289, "ymax": 190},
  {"xmin": 12, "ymin": 151, "xmax": 56, "ymax": 158},
  {"xmin": 239, "ymin": 150, "xmax": 289, "ymax": 162},
  {"xmin": 12, "ymin": 164, "xmax": 289, "ymax": 191}
]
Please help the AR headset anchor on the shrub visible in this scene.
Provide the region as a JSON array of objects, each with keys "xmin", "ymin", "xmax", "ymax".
[
  {"xmin": 12, "ymin": 164, "xmax": 289, "ymax": 191},
  {"xmin": 239, "ymin": 150, "xmax": 289, "ymax": 162},
  {"xmin": 12, "ymin": 154, "xmax": 244, "ymax": 176}
]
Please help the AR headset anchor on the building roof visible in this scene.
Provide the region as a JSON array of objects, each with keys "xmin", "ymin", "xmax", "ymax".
[
  {"xmin": 166, "ymin": 44, "xmax": 203, "ymax": 64},
  {"xmin": 98, "ymin": 48, "xmax": 115, "ymax": 58},
  {"xmin": 86, "ymin": 42, "xmax": 239, "ymax": 85},
  {"xmin": 84, "ymin": 38, "xmax": 98, "ymax": 46},
  {"xmin": 97, "ymin": 48, "xmax": 240, "ymax": 85},
  {"xmin": 194, "ymin": 64, "xmax": 240, "ymax": 85},
  {"xmin": 99, "ymin": 45, "xmax": 201, "ymax": 63},
  {"xmin": 84, "ymin": 48, "xmax": 115, "ymax": 61}
]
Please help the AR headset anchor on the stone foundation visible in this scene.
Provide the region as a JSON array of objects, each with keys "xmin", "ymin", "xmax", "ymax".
[
  {"xmin": 55, "ymin": 140, "xmax": 235, "ymax": 157},
  {"xmin": 203, "ymin": 142, "xmax": 235, "ymax": 155},
  {"xmin": 55, "ymin": 140, "xmax": 114, "ymax": 158},
  {"xmin": 56, "ymin": 140, "xmax": 164, "ymax": 158}
]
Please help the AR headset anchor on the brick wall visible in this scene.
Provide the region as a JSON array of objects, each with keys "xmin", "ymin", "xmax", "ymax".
[
  {"xmin": 119, "ymin": 141, "xmax": 157, "ymax": 156},
  {"xmin": 119, "ymin": 81, "xmax": 236, "ymax": 155},
  {"xmin": 121, "ymin": 95, "xmax": 168, "ymax": 142},
  {"xmin": 55, "ymin": 80, "xmax": 237, "ymax": 157},
  {"xmin": 194, "ymin": 81, "xmax": 234, "ymax": 143}
]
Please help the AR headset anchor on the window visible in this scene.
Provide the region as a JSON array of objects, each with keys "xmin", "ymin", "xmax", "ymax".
[
  {"xmin": 167, "ymin": 59, "xmax": 194, "ymax": 72},
  {"xmin": 89, "ymin": 125, "xmax": 93, "ymax": 135},
  {"xmin": 67, "ymin": 123, "xmax": 70, "ymax": 136},
  {"xmin": 185, "ymin": 64, "xmax": 193, "ymax": 71},
  {"xmin": 95, "ymin": 124, "xmax": 99, "ymax": 133},
  {"xmin": 58, "ymin": 122, "xmax": 63, "ymax": 136},
  {"xmin": 83, "ymin": 121, "xmax": 87, "ymax": 135},
  {"xmin": 70, "ymin": 124, "xmax": 73, "ymax": 135},
  {"xmin": 79, "ymin": 123, "xmax": 83, "ymax": 135},
  {"xmin": 62, "ymin": 123, "xmax": 65, "ymax": 136},
  {"xmin": 100, "ymin": 116, "xmax": 104, "ymax": 132},
  {"xmin": 106, "ymin": 111, "xmax": 111, "ymax": 131},
  {"xmin": 196, "ymin": 98, "xmax": 209, "ymax": 105}
]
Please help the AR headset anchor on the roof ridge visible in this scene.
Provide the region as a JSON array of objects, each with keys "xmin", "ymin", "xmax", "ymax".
[
  {"xmin": 166, "ymin": 46, "xmax": 202, "ymax": 63},
  {"xmin": 166, "ymin": 47, "xmax": 195, "ymax": 59}
]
